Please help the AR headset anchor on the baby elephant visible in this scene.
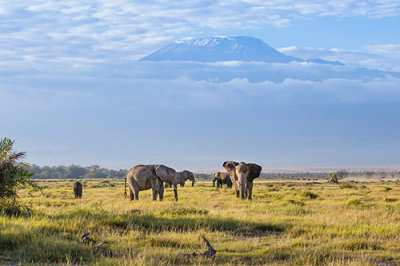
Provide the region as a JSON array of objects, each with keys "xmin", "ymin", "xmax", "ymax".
[
  {"xmin": 212, "ymin": 172, "xmax": 232, "ymax": 188},
  {"xmin": 73, "ymin": 181, "xmax": 82, "ymax": 199}
]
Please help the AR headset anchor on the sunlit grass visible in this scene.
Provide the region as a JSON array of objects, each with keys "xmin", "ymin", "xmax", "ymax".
[{"xmin": 1, "ymin": 178, "xmax": 400, "ymax": 264}]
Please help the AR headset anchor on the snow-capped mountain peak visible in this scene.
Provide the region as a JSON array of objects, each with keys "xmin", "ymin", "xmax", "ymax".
[{"xmin": 140, "ymin": 36, "xmax": 303, "ymax": 63}]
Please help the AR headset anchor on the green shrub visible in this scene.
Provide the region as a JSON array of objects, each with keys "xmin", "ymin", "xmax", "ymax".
[
  {"xmin": 288, "ymin": 199, "xmax": 305, "ymax": 206},
  {"xmin": 301, "ymin": 191, "xmax": 318, "ymax": 199},
  {"xmin": 340, "ymin": 183, "xmax": 357, "ymax": 189},
  {"xmin": 346, "ymin": 198, "xmax": 364, "ymax": 207},
  {"xmin": 385, "ymin": 198, "xmax": 398, "ymax": 202},
  {"xmin": 329, "ymin": 173, "xmax": 339, "ymax": 184}
]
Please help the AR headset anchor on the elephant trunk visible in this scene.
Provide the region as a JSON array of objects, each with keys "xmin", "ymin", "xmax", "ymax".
[
  {"xmin": 192, "ymin": 180, "xmax": 194, "ymax": 187},
  {"xmin": 240, "ymin": 185, "xmax": 245, "ymax": 200}
]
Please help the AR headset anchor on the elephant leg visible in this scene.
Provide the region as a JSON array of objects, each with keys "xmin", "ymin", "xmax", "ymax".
[
  {"xmin": 212, "ymin": 180, "xmax": 215, "ymax": 187},
  {"xmin": 151, "ymin": 178, "xmax": 158, "ymax": 201},
  {"xmin": 135, "ymin": 190, "xmax": 139, "ymax": 200},
  {"xmin": 129, "ymin": 188, "xmax": 135, "ymax": 201},
  {"xmin": 159, "ymin": 183, "xmax": 164, "ymax": 201},
  {"xmin": 248, "ymin": 183, "xmax": 253, "ymax": 200},
  {"xmin": 236, "ymin": 189, "xmax": 240, "ymax": 198},
  {"xmin": 129, "ymin": 177, "xmax": 141, "ymax": 201},
  {"xmin": 152, "ymin": 189, "xmax": 157, "ymax": 201}
]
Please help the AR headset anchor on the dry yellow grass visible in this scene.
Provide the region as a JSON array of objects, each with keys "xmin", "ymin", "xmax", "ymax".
[{"xmin": 1, "ymin": 178, "xmax": 400, "ymax": 265}]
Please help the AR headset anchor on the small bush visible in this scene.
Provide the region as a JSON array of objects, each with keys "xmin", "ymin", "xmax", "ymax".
[
  {"xmin": 268, "ymin": 186, "xmax": 280, "ymax": 191},
  {"xmin": 0, "ymin": 137, "xmax": 35, "ymax": 211},
  {"xmin": 346, "ymin": 198, "xmax": 364, "ymax": 207},
  {"xmin": 383, "ymin": 187, "xmax": 392, "ymax": 192},
  {"xmin": 385, "ymin": 198, "xmax": 398, "ymax": 202},
  {"xmin": 288, "ymin": 199, "xmax": 305, "ymax": 206},
  {"xmin": 329, "ymin": 173, "xmax": 339, "ymax": 184},
  {"xmin": 340, "ymin": 183, "xmax": 357, "ymax": 189},
  {"xmin": 301, "ymin": 191, "xmax": 318, "ymax": 199}
]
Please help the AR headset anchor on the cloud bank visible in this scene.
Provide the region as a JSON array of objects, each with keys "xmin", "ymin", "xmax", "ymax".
[
  {"xmin": 1, "ymin": 0, "xmax": 400, "ymax": 65},
  {"xmin": 279, "ymin": 44, "xmax": 400, "ymax": 72}
]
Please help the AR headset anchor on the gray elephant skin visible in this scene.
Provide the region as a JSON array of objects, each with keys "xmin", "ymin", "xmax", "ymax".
[
  {"xmin": 124, "ymin": 164, "xmax": 179, "ymax": 201},
  {"xmin": 165, "ymin": 170, "xmax": 195, "ymax": 188},
  {"xmin": 73, "ymin": 181, "xmax": 82, "ymax": 199},
  {"xmin": 212, "ymin": 172, "xmax": 232, "ymax": 188},
  {"xmin": 223, "ymin": 161, "xmax": 262, "ymax": 200}
]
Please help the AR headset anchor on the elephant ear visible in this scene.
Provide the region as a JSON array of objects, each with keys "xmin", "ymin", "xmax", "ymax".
[
  {"xmin": 223, "ymin": 161, "xmax": 238, "ymax": 175},
  {"xmin": 248, "ymin": 163, "xmax": 262, "ymax": 181},
  {"xmin": 183, "ymin": 170, "xmax": 193, "ymax": 179},
  {"xmin": 155, "ymin": 165, "xmax": 176, "ymax": 183}
]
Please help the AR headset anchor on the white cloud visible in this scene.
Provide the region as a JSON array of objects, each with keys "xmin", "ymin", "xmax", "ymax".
[
  {"xmin": 0, "ymin": 0, "xmax": 399, "ymax": 66},
  {"xmin": 279, "ymin": 45, "xmax": 400, "ymax": 72}
]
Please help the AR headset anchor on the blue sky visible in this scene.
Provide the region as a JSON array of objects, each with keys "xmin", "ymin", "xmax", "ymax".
[{"xmin": 1, "ymin": 1, "xmax": 400, "ymax": 171}]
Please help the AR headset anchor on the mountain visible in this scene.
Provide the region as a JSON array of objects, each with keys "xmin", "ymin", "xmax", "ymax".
[
  {"xmin": 140, "ymin": 36, "xmax": 343, "ymax": 65},
  {"xmin": 306, "ymin": 58, "xmax": 344, "ymax": 66}
]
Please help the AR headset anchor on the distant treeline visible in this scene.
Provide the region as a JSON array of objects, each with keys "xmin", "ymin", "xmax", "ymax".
[
  {"xmin": 29, "ymin": 165, "xmax": 400, "ymax": 180},
  {"xmin": 29, "ymin": 165, "xmax": 127, "ymax": 179}
]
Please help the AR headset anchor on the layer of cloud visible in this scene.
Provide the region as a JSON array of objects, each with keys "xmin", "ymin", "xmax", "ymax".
[
  {"xmin": 1, "ymin": 60, "xmax": 400, "ymax": 108},
  {"xmin": 0, "ymin": 0, "xmax": 400, "ymax": 66},
  {"xmin": 2, "ymin": 65, "xmax": 400, "ymax": 168},
  {"xmin": 279, "ymin": 44, "xmax": 400, "ymax": 72}
]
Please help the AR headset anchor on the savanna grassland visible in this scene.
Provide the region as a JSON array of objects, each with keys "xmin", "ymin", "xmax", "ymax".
[{"xmin": 2, "ymin": 179, "xmax": 400, "ymax": 265}]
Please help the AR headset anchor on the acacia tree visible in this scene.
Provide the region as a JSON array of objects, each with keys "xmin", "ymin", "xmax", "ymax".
[
  {"xmin": 328, "ymin": 173, "xmax": 339, "ymax": 184},
  {"xmin": 0, "ymin": 137, "xmax": 33, "ymax": 208}
]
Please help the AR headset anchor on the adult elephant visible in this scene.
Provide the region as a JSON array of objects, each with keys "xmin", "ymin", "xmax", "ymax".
[
  {"xmin": 73, "ymin": 181, "xmax": 82, "ymax": 199},
  {"xmin": 165, "ymin": 170, "xmax": 195, "ymax": 188},
  {"xmin": 176, "ymin": 170, "xmax": 195, "ymax": 187},
  {"xmin": 124, "ymin": 164, "xmax": 179, "ymax": 201},
  {"xmin": 212, "ymin": 172, "xmax": 232, "ymax": 188},
  {"xmin": 223, "ymin": 161, "xmax": 262, "ymax": 200}
]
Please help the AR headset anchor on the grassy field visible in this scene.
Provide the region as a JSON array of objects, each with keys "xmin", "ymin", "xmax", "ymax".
[{"xmin": 2, "ymin": 178, "xmax": 400, "ymax": 265}]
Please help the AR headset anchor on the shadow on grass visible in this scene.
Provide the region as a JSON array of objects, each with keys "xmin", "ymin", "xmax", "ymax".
[{"xmin": 53, "ymin": 206, "xmax": 285, "ymax": 236}]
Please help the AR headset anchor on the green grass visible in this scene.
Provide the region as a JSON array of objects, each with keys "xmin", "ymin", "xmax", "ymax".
[{"xmin": 1, "ymin": 178, "xmax": 400, "ymax": 265}]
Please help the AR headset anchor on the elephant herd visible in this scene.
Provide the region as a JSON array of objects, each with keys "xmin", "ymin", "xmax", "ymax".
[
  {"xmin": 73, "ymin": 161, "xmax": 262, "ymax": 201},
  {"xmin": 124, "ymin": 164, "xmax": 195, "ymax": 201},
  {"xmin": 123, "ymin": 161, "xmax": 262, "ymax": 201}
]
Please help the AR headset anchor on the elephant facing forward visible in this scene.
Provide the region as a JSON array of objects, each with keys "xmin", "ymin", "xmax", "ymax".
[
  {"xmin": 212, "ymin": 172, "xmax": 232, "ymax": 188},
  {"xmin": 125, "ymin": 164, "xmax": 179, "ymax": 201},
  {"xmin": 223, "ymin": 161, "xmax": 262, "ymax": 200},
  {"xmin": 73, "ymin": 181, "xmax": 82, "ymax": 199}
]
